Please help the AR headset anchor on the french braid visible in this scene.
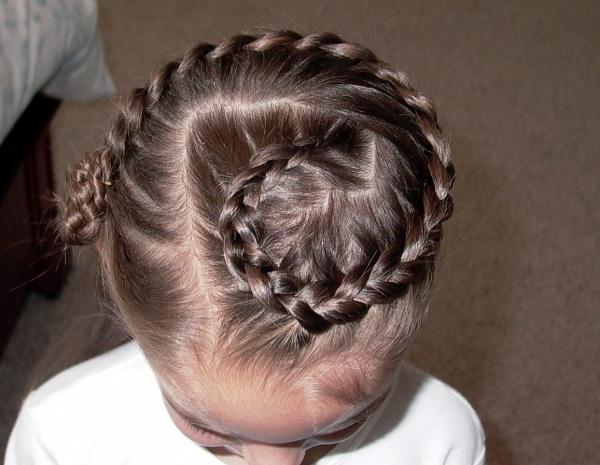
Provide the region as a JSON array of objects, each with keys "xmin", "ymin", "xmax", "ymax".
[{"xmin": 213, "ymin": 32, "xmax": 455, "ymax": 333}]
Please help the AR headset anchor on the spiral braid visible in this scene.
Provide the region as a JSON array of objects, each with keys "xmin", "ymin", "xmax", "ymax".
[
  {"xmin": 218, "ymin": 131, "xmax": 453, "ymax": 333},
  {"xmin": 57, "ymin": 29, "xmax": 455, "ymax": 337},
  {"xmin": 208, "ymin": 31, "xmax": 456, "ymax": 333}
]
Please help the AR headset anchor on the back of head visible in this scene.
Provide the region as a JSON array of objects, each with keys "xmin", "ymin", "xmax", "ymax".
[{"xmin": 49, "ymin": 28, "xmax": 455, "ymax": 403}]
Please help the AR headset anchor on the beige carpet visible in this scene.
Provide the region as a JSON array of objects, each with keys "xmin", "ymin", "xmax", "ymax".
[{"xmin": 1, "ymin": 1, "xmax": 598, "ymax": 464}]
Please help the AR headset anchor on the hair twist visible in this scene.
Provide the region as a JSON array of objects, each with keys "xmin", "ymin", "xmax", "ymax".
[{"xmin": 55, "ymin": 57, "xmax": 187, "ymax": 246}]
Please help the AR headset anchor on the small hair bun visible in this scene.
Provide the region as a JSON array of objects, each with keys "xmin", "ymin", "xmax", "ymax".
[{"xmin": 57, "ymin": 148, "xmax": 114, "ymax": 246}]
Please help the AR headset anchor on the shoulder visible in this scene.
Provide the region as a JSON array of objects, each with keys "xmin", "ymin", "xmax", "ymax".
[
  {"xmin": 401, "ymin": 363, "xmax": 486, "ymax": 447},
  {"xmin": 359, "ymin": 362, "xmax": 487, "ymax": 465},
  {"xmin": 7, "ymin": 339, "xmax": 212, "ymax": 464},
  {"xmin": 26, "ymin": 339, "xmax": 145, "ymax": 412},
  {"xmin": 6, "ymin": 340, "xmax": 151, "ymax": 463}
]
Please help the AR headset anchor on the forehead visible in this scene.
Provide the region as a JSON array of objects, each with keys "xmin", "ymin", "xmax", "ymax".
[{"xmin": 153, "ymin": 357, "xmax": 390, "ymax": 443}]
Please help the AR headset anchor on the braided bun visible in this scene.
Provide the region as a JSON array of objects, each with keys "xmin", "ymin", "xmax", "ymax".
[{"xmin": 57, "ymin": 148, "xmax": 114, "ymax": 246}]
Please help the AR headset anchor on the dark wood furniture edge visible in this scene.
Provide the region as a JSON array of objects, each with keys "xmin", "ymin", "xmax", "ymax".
[{"xmin": 0, "ymin": 93, "xmax": 73, "ymax": 359}]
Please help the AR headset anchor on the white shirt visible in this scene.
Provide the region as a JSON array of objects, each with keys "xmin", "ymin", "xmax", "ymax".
[{"xmin": 5, "ymin": 339, "xmax": 486, "ymax": 464}]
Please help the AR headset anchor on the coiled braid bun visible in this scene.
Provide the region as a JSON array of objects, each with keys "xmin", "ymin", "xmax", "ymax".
[
  {"xmin": 53, "ymin": 29, "xmax": 455, "ymax": 342},
  {"xmin": 56, "ymin": 147, "xmax": 114, "ymax": 246}
]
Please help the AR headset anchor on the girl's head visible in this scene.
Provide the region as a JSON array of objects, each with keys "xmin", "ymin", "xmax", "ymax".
[{"xmin": 53, "ymin": 29, "xmax": 454, "ymax": 464}]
